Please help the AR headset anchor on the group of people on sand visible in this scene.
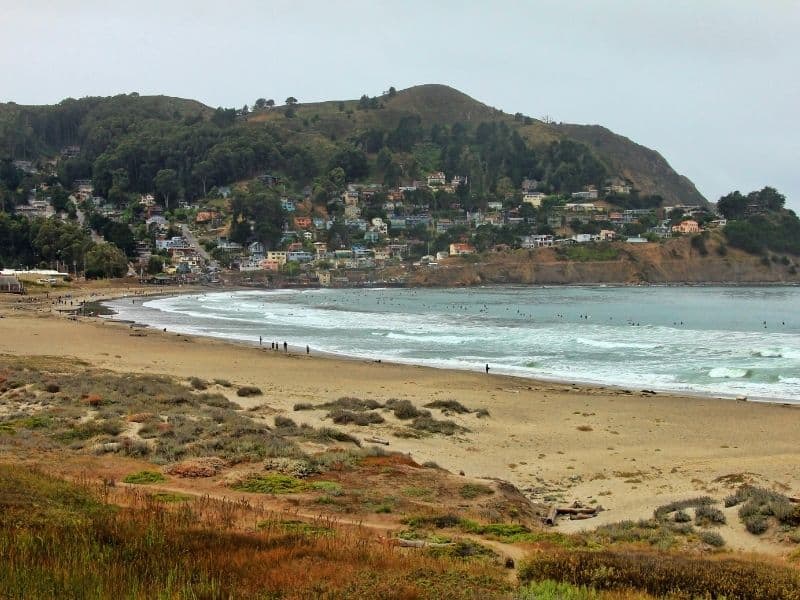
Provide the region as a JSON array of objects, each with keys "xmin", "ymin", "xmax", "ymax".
[{"xmin": 259, "ymin": 336, "xmax": 310, "ymax": 355}]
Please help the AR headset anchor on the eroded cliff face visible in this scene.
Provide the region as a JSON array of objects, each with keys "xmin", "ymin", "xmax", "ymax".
[{"xmin": 408, "ymin": 237, "xmax": 800, "ymax": 287}]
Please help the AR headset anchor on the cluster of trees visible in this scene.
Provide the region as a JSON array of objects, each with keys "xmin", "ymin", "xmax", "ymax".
[
  {"xmin": 227, "ymin": 183, "xmax": 287, "ymax": 249},
  {"xmin": 0, "ymin": 213, "xmax": 127, "ymax": 277},
  {"xmin": 353, "ymin": 119, "xmax": 607, "ymax": 202},
  {"xmin": 1, "ymin": 94, "xmax": 319, "ymax": 208},
  {"xmin": 721, "ymin": 187, "xmax": 799, "ymax": 255},
  {"xmin": 717, "ymin": 187, "xmax": 785, "ymax": 220}
]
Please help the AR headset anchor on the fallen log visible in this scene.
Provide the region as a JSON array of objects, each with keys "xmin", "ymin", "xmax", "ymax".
[
  {"xmin": 569, "ymin": 513, "xmax": 597, "ymax": 521},
  {"xmin": 544, "ymin": 506, "xmax": 558, "ymax": 526},
  {"xmin": 556, "ymin": 507, "xmax": 598, "ymax": 516},
  {"xmin": 364, "ymin": 436, "xmax": 390, "ymax": 446}
]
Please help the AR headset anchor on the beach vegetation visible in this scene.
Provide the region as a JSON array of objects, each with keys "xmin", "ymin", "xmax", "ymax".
[
  {"xmin": 697, "ymin": 530, "xmax": 725, "ymax": 547},
  {"xmin": 321, "ymin": 396, "xmax": 384, "ymax": 411},
  {"xmin": 0, "ymin": 464, "xmax": 510, "ymax": 599},
  {"xmin": 188, "ymin": 376, "xmax": 208, "ymax": 390},
  {"xmin": 213, "ymin": 378, "xmax": 232, "ymax": 387},
  {"xmin": 385, "ymin": 398, "xmax": 430, "ymax": 420},
  {"xmin": 693, "ymin": 505, "xmax": 726, "ymax": 526},
  {"xmin": 326, "ymin": 408, "xmax": 385, "ymax": 426},
  {"xmin": 653, "ymin": 496, "xmax": 715, "ymax": 521},
  {"xmin": 459, "ymin": 482, "xmax": 495, "ymax": 499},
  {"xmin": 727, "ymin": 485, "xmax": 800, "ymax": 536},
  {"xmin": 518, "ymin": 548, "xmax": 800, "ymax": 600},
  {"xmin": 122, "ymin": 470, "xmax": 166, "ymax": 485},
  {"xmin": 293, "ymin": 402, "xmax": 314, "ymax": 410},
  {"xmin": 236, "ymin": 385, "xmax": 262, "ymax": 397},
  {"xmin": 424, "ymin": 399, "xmax": 472, "ymax": 414},
  {"xmin": 273, "ymin": 415, "xmax": 297, "ymax": 428},
  {"xmin": 410, "ymin": 415, "xmax": 465, "ymax": 436}
]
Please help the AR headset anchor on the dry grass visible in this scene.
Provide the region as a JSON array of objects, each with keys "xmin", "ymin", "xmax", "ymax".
[
  {"xmin": 0, "ymin": 464, "xmax": 511, "ymax": 599},
  {"xmin": 518, "ymin": 548, "xmax": 800, "ymax": 600}
]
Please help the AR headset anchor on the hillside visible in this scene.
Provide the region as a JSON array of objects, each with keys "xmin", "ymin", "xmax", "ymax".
[{"xmin": 0, "ymin": 84, "xmax": 704, "ymax": 206}]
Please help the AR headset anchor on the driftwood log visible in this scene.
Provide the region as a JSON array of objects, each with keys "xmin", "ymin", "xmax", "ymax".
[
  {"xmin": 544, "ymin": 504, "xmax": 600, "ymax": 525},
  {"xmin": 364, "ymin": 436, "xmax": 390, "ymax": 446},
  {"xmin": 556, "ymin": 507, "xmax": 598, "ymax": 516}
]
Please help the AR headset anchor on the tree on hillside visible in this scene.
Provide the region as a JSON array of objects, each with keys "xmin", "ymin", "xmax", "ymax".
[
  {"xmin": 285, "ymin": 97, "xmax": 298, "ymax": 106},
  {"xmin": 153, "ymin": 169, "xmax": 179, "ymax": 209},
  {"xmin": 329, "ymin": 146, "xmax": 369, "ymax": 181},
  {"xmin": 85, "ymin": 243, "xmax": 128, "ymax": 279},
  {"xmin": 254, "ymin": 98, "xmax": 267, "ymax": 110},
  {"xmin": 717, "ymin": 191, "xmax": 747, "ymax": 220},
  {"xmin": 266, "ymin": 99, "xmax": 275, "ymax": 108}
]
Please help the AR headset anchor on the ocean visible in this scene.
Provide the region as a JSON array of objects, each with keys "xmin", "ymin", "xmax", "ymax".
[{"xmin": 106, "ymin": 285, "xmax": 800, "ymax": 403}]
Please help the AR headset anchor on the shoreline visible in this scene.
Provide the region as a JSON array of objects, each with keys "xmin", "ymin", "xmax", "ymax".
[
  {"xmin": 101, "ymin": 286, "xmax": 800, "ymax": 406},
  {"xmin": 2, "ymin": 283, "xmax": 800, "ymax": 554}
]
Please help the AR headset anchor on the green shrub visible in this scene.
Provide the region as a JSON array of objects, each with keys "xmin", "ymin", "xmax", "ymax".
[
  {"xmin": 188, "ymin": 377, "xmax": 208, "ymax": 390},
  {"xmin": 385, "ymin": 399, "xmax": 429, "ymax": 420},
  {"xmin": 233, "ymin": 474, "xmax": 308, "ymax": 494},
  {"xmin": 410, "ymin": 415, "xmax": 464, "ymax": 436},
  {"xmin": 744, "ymin": 514, "xmax": 769, "ymax": 535},
  {"xmin": 694, "ymin": 505, "xmax": 726, "ymax": 526},
  {"xmin": 654, "ymin": 496, "xmax": 715, "ymax": 520},
  {"xmin": 122, "ymin": 471, "xmax": 166, "ymax": 485},
  {"xmin": 698, "ymin": 530, "xmax": 725, "ymax": 547},
  {"xmin": 320, "ymin": 397, "xmax": 383, "ymax": 411},
  {"xmin": 459, "ymin": 483, "xmax": 494, "ymax": 499},
  {"xmin": 274, "ymin": 416, "xmax": 297, "ymax": 428},
  {"xmin": 327, "ymin": 409, "xmax": 385, "ymax": 426},
  {"xmin": 423, "ymin": 399, "xmax": 471, "ymax": 414},
  {"xmin": 516, "ymin": 580, "xmax": 600, "ymax": 600},
  {"xmin": 236, "ymin": 386, "xmax": 262, "ymax": 397},
  {"xmin": 673, "ymin": 510, "xmax": 691, "ymax": 523}
]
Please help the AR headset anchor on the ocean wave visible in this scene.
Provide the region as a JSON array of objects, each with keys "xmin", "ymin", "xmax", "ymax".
[
  {"xmin": 576, "ymin": 337, "xmax": 661, "ymax": 350},
  {"xmin": 778, "ymin": 376, "xmax": 800, "ymax": 385},
  {"xmin": 386, "ymin": 332, "xmax": 469, "ymax": 344},
  {"xmin": 751, "ymin": 348, "xmax": 783, "ymax": 358},
  {"xmin": 708, "ymin": 367, "xmax": 751, "ymax": 379}
]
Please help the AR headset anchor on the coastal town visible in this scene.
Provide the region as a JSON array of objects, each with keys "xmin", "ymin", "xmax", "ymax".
[{"xmin": 3, "ymin": 154, "xmax": 739, "ymax": 289}]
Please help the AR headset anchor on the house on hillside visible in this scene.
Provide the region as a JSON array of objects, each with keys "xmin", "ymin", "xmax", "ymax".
[
  {"xmin": 672, "ymin": 220, "xmax": 700, "ymax": 234},
  {"xmin": 523, "ymin": 192, "xmax": 547, "ymax": 208},
  {"xmin": 426, "ymin": 172, "xmax": 446, "ymax": 186},
  {"xmin": 449, "ymin": 243, "xmax": 475, "ymax": 256}
]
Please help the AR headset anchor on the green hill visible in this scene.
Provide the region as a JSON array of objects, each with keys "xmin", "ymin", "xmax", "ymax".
[{"xmin": 0, "ymin": 84, "xmax": 704, "ymax": 206}]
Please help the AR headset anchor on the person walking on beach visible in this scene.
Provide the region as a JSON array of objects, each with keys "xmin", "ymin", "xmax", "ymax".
[
  {"xmin": 259, "ymin": 335, "xmax": 262, "ymax": 346},
  {"xmin": 306, "ymin": 345, "xmax": 310, "ymax": 355},
  {"xmin": 283, "ymin": 341, "xmax": 288, "ymax": 353},
  {"xmin": 485, "ymin": 364, "xmax": 490, "ymax": 374}
]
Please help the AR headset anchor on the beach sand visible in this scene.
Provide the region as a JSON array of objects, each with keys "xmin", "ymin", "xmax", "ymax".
[{"xmin": 2, "ymin": 285, "xmax": 799, "ymax": 554}]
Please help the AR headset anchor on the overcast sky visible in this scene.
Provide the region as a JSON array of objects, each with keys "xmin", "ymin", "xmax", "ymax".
[{"xmin": 2, "ymin": 1, "xmax": 798, "ymax": 209}]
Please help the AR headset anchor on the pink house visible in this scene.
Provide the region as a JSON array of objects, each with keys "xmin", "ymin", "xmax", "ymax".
[{"xmin": 672, "ymin": 220, "xmax": 700, "ymax": 234}]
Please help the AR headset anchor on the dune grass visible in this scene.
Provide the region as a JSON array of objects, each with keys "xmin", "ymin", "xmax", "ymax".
[{"xmin": 0, "ymin": 464, "xmax": 511, "ymax": 599}]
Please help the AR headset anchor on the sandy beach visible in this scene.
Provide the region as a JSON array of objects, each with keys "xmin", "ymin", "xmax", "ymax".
[{"xmin": 2, "ymin": 284, "xmax": 799, "ymax": 555}]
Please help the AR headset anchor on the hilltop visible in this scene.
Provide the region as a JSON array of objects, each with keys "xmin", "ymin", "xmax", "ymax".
[{"xmin": 0, "ymin": 84, "xmax": 703, "ymax": 206}]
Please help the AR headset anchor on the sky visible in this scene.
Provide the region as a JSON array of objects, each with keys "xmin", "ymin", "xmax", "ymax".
[{"xmin": 1, "ymin": 0, "xmax": 798, "ymax": 209}]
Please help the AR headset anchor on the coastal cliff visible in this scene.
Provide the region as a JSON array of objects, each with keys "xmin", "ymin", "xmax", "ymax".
[{"xmin": 408, "ymin": 236, "xmax": 800, "ymax": 286}]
